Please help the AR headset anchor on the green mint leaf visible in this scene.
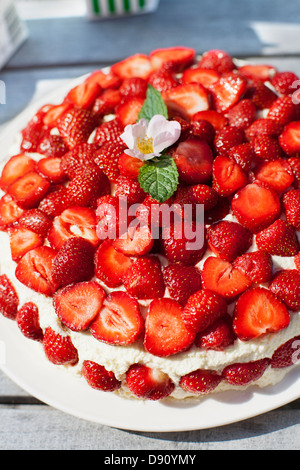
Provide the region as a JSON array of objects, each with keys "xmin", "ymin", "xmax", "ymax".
[
  {"xmin": 138, "ymin": 154, "xmax": 179, "ymax": 203},
  {"xmin": 138, "ymin": 84, "xmax": 168, "ymax": 121}
]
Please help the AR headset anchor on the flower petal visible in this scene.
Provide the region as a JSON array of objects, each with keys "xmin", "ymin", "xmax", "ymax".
[{"xmin": 120, "ymin": 119, "xmax": 148, "ymax": 149}]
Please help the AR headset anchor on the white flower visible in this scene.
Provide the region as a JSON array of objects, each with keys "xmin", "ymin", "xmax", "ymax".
[{"xmin": 120, "ymin": 114, "xmax": 181, "ymax": 161}]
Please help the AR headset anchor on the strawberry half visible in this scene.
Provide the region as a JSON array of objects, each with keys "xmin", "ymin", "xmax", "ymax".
[
  {"xmin": 111, "ymin": 54, "xmax": 153, "ymax": 80},
  {"xmin": 57, "ymin": 107, "xmax": 97, "ymax": 149},
  {"xmin": 233, "ymin": 287, "xmax": 290, "ymax": 341},
  {"xmin": 54, "ymin": 281, "xmax": 106, "ymax": 331},
  {"xmin": 199, "ymin": 49, "xmax": 235, "ymax": 74},
  {"xmin": 207, "ymin": 220, "xmax": 253, "ymax": 262},
  {"xmin": 271, "ymin": 336, "xmax": 300, "ymax": 368},
  {"xmin": 179, "ymin": 369, "xmax": 222, "ymax": 394},
  {"xmin": 150, "ymin": 47, "xmax": 195, "ymax": 72},
  {"xmin": 90, "ymin": 291, "xmax": 144, "ymax": 345},
  {"xmin": 254, "ymin": 159, "xmax": 294, "ymax": 194},
  {"xmin": 195, "ymin": 314, "xmax": 236, "ymax": 350},
  {"xmin": 8, "ymin": 226, "xmax": 44, "ymax": 262},
  {"xmin": 163, "ymin": 263, "xmax": 202, "ymax": 306},
  {"xmin": 173, "ymin": 136, "xmax": 214, "ymax": 185},
  {"xmin": 16, "ymin": 302, "xmax": 43, "ymax": 341},
  {"xmin": 210, "ymin": 72, "xmax": 247, "ymax": 113},
  {"xmin": 112, "ymin": 224, "xmax": 154, "ymax": 256},
  {"xmin": 95, "ymin": 239, "xmax": 132, "ymax": 288},
  {"xmin": 233, "ymin": 250, "xmax": 273, "ymax": 284},
  {"xmin": 0, "ymin": 154, "xmax": 36, "ymax": 191},
  {"xmin": 222, "ymin": 358, "xmax": 270, "ymax": 386},
  {"xmin": 239, "ymin": 64, "xmax": 276, "ymax": 81},
  {"xmin": 8, "ymin": 171, "xmax": 50, "ymax": 209},
  {"xmin": 279, "ymin": 121, "xmax": 300, "ymax": 156},
  {"xmin": 94, "ymin": 142, "xmax": 126, "ymax": 182},
  {"xmin": 0, "ymin": 194, "xmax": 25, "ymax": 230},
  {"xmin": 82, "ymin": 360, "xmax": 121, "ymax": 392},
  {"xmin": 163, "ymin": 83, "xmax": 210, "ymax": 120},
  {"xmin": 18, "ymin": 208, "xmax": 52, "ymax": 238},
  {"xmin": 37, "ymin": 156, "xmax": 67, "ymax": 184},
  {"xmin": 269, "ymin": 269, "xmax": 300, "ymax": 311},
  {"xmin": 0, "ymin": 274, "xmax": 19, "ymax": 320},
  {"xmin": 283, "ymin": 189, "xmax": 300, "ymax": 229},
  {"xmin": 256, "ymin": 219, "xmax": 300, "ymax": 257},
  {"xmin": 43, "ymin": 327, "xmax": 78, "ymax": 365},
  {"xmin": 122, "ymin": 256, "xmax": 165, "ymax": 300},
  {"xmin": 212, "ymin": 154, "xmax": 248, "ymax": 197},
  {"xmin": 126, "ymin": 364, "xmax": 175, "ymax": 400},
  {"xmin": 144, "ymin": 298, "xmax": 195, "ymax": 357},
  {"xmin": 65, "ymin": 81, "xmax": 102, "ymax": 109},
  {"xmin": 182, "ymin": 67, "xmax": 220, "ymax": 88}
]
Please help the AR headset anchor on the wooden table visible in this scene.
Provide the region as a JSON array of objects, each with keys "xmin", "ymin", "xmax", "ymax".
[{"xmin": 0, "ymin": 0, "xmax": 300, "ymax": 450}]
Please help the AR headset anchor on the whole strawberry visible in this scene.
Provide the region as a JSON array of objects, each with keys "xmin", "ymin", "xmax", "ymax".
[
  {"xmin": 126, "ymin": 364, "xmax": 174, "ymax": 400},
  {"xmin": 82, "ymin": 360, "xmax": 121, "ymax": 392},
  {"xmin": 43, "ymin": 327, "xmax": 78, "ymax": 365},
  {"xmin": 16, "ymin": 302, "xmax": 43, "ymax": 341},
  {"xmin": 269, "ymin": 269, "xmax": 300, "ymax": 311},
  {"xmin": 222, "ymin": 358, "xmax": 270, "ymax": 386},
  {"xmin": 179, "ymin": 369, "xmax": 222, "ymax": 394}
]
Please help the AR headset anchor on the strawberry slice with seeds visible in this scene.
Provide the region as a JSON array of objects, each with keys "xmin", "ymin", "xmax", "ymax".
[
  {"xmin": 57, "ymin": 107, "xmax": 97, "ymax": 149},
  {"xmin": 256, "ymin": 219, "xmax": 300, "ymax": 257},
  {"xmin": 195, "ymin": 314, "xmax": 236, "ymax": 350},
  {"xmin": 244, "ymin": 80, "xmax": 277, "ymax": 110},
  {"xmin": 201, "ymin": 256, "xmax": 252, "ymax": 300},
  {"xmin": 279, "ymin": 121, "xmax": 300, "ymax": 156},
  {"xmin": 288, "ymin": 156, "xmax": 300, "ymax": 188},
  {"xmin": 192, "ymin": 110, "xmax": 228, "ymax": 130},
  {"xmin": 226, "ymin": 99, "xmax": 256, "ymax": 130},
  {"xmin": 8, "ymin": 226, "xmax": 44, "ymax": 262},
  {"xmin": 65, "ymin": 81, "xmax": 102, "ymax": 109},
  {"xmin": 39, "ymin": 185, "xmax": 69, "ymax": 218},
  {"xmin": 207, "ymin": 220, "xmax": 253, "ymax": 262},
  {"xmin": 271, "ymin": 70, "xmax": 300, "ymax": 95},
  {"xmin": 233, "ymin": 286, "xmax": 290, "ymax": 341},
  {"xmin": 246, "ymin": 118, "xmax": 283, "ymax": 140},
  {"xmin": 7, "ymin": 171, "xmax": 50, "ymax": 209},
  {"xmin": 37, "ymin": 133, "xmax": 69, "ymax": 158},
  {"xmin": 113, "ymin": 224, "xmax": 154, "ymax": 256},
  {"xmin": 179, "ymin": 369, "xmax": 222, "ymax": 395},
  {"xmin": 37, "ymin": 156, "xmax": 67, "ymax": 184},
  {"xmin": 231, "ymin": 182, "xmax": 281, "ymax": 233},
  {"xmin": 86, "ymin": 69, "xmax": 121, "ymax": 89},
  {"xmin": 144, "ymin": 298, "xmax": 195, "ymax": 357},
  {"xmin": 95, "ymin": 239, "xmax": 132, "ymax": 288},
  {"xmin": 43, "ymin": 102, "xmax": 72, "ymax": 128},
  {"xmin": 93, "ymin": 89, "xmax": 122, "ymax": 117},
  {"xmin": 126, "ymin": 364, "xmax": 175, "ymax": 400},
  {"xmin": 94, "ymin": 118, "xmax": 124, "ymax": 147},
  {"xmin": 251, "ymin": 134, "xmax": 283, "ymax": 161},
  {"xmin": 199, "ymin": 49, "xmax": 235, "ymax": 74},
  {"xmin": 214, "ymin": 126, "xmax": 245, "ymax": 155},
  {"xmin": 90, "ymin": 291, "xmax": 144, "ymax": 345},
  {"xmin": 223, "ymin": 358, "xmax": 270, "ymax": 385},
  {"xmin": 283, "ymin": 189, "xmax": 300, "ymax": 229},
  {"xmin": 182, "ymin": 67, "xmax": 220, "ymax": 88},
  {"xmin": 16, "ymin": 302, "xmax": 43, "ymax": 341},
  {"xmin": 271, "ymin": 335, "xmax": 300, "ymax": 368},
  {"xmin": 94, "ymin": 142, "xmax": 126, "ymax": 182},
  {"xmin": 163, "ymin": 263, "xmax": 202, "ymax": 306},
  {"xmin": 118, "ymin": 152, "xmax": 144, "ymax": 179},
  {"xmin": 253, "ymin": 159, "xmax": 294, "ymax": 194},
  {"xmin": 269, "ymin": 269, "xmax": 300, "ymax": 311},
  {"xmin": 111, "ymin": 53, "xmax": 153, "ymax": 80},
  {"xmin": 0, "ymin": 154, "xmax": 36, "ymax": 191},
  {"xmin": 18, "ymin": 208, "xmax": 52, "ymax": 238},
  {"xmin": 15, "ymin": 246, "xmax": 58, "ymax": 296},
  {"xmin": 82, "ymin": 360, "xmax": 121, "ymax": 392},
  {"xmin": 0, "ymin": 194, "xmax": 25, "ymax": 230},
  {"xmin": 267, "ymin": 96, "xmax": 297, "ymax": 126},
  {"xmin": 173, "ymin": 136, "xmax": 213, "ymax": 185},
  {"xmin": 122, "ymin": 256, "xmax": 165, "ymax": 300},
  {"xmin": 150, "ymin": 47, "xmax": 195, "ymax": 72},
  {"xmin": 60, "ymin": 142, "xmax": 99, "ymax": 179},
  {"xmin": 66, "ymin": 165, "xmax": 110, "ymax": 208},
  {"xmin": 162, "ymin": 83, "xmax": 210, "ymax": 120},
  {"xmin": 54, "ymin": 281, "xmax": 105, "ymax": 331},
  {"xmin": 43, "ymin": 327, "xmax": 78, "ymax": 365},
  {"xmin": 115, "ymin": 97, "xmax": 145, "ymax": 127},
  {"xmin": 210, "ymin": 72, "xmax": 247, "ymax": 112},
  {"xmin": 233, "ymin": 250, "xmax": 273, "ymax": 284},
  {"xmin": 0, "ymin": 274, "xmax": 19, "ymax": 320},
  {"xmin": 212, "ymin": 154, "xmax": 248, "ymax": 197},
  {"xmin": 239, "ymin": 64, "xmax": 276, "ymax": 81}
]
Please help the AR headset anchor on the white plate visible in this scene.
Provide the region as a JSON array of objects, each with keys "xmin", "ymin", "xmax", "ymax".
[{"xmin": 0, "ymin": 73, "xmax": 300, "ymax": 433}]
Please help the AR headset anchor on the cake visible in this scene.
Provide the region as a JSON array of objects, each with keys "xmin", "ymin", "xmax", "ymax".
[{"xmin": 0, "ymin": 47, "xmax": 300, "ymax": 402}]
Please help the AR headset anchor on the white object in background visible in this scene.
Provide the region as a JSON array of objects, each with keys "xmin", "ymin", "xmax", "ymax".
[
  {"xmin": 0, "ymin": 0, "xmax": 28, "ymax": 70},
  {"xmin": 86, "ymin": 0, "xmax": 160, "ymax": 19}
]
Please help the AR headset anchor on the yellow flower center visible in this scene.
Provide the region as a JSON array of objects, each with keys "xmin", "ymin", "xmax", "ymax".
[{"xmin": 137, "ymin": 136, "xmax": 154, "ymax": 155}]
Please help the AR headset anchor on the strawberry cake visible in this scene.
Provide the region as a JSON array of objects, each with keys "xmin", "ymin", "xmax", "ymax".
[{"xmin": 0, "ymin": 47, "xmax": 300, "ymax": 402}]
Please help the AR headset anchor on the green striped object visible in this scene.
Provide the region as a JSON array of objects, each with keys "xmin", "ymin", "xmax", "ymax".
[{"xmin": 87, "ymin": 0, "xmax": 159, "ymax": 17}]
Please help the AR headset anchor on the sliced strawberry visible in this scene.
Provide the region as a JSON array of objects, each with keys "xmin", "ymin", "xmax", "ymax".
[
  {"xmin": 43, "ymin": 327, "xmax": 78, "ymax": 365},
  {"xmin": 267, "ymin": 96, "xmax": 297, "ymax": 126},
  {"xmin": 162, "ymin": 83, "xmax": 210, "ymax": 120},
  {"xmin": 37, "ymin": 156, "xmax": 67, "ymax": 184},
  {"xmin": 82, "ymin": 360, "xmax": 121, "ymax": 392},
  {"xmin": 271, "ymin": 70, "xmax": 299, "ymax": 96},
  {"xmin": 150, "ymin": 47, "xmax": 195, "ymax": 72},
  {"xmin": 246, "ymin": 118, "xmax": 283, "ymax": 140},
  {"xmin": 182, "ymin": 289, "xmax": 228, "ymax": 334},
  {"xmin": 92, "ymin": 89, "xmax": 122, "ymax": 117},
  {"xmin": 233, "ymin": 286, "xmax": 290, "ymax": 341},
  {"xmin": 37, "ymin": 133, "xmax": 69, "ymax": 158},
  {"xmin": 163, "ymin": 263, "xmax": 202, "ymax": 306},
  {"xmin": 18, "ymin": 208, "xmax": 52, "ymax": 238},
  {"xmin": 7, "ymin": 171, "xmax": 50, "ymax": 210},
  {"xmin": 239, "ymin": 64, "xmax": 276, "ymax": 81},
  {"xmin": 228, "ymin": 142, "xmax": 256, "ymax": 172},
  {"xmin": 54, "ymin": 281, "xmax": 105, "ymax": 331},
  {"xmin": 195, "ymin": 314, "xmax": 236, "ymax": 350},
  {"xmin": 43, "ymin": 102, "xmax": 72, "ymax": 128},
  {"xmin": 283, "ymin": 189, "xmax": 300, "ymax": 229},
  {"xmin": 199, "ymin": 49, "xmax": 235, "ymax": 74},
  {"xmin": 226, "ymin": 99, "xmax": 256, "ymax": 130},
  {"xmin": 57, "ymin": 107, "xmax": 97, "ymax": 149},
  {"xmin": 182, "ymin": 67, "xmax": 220, "ymax": 87},
  {"xmin": 136, "ymin": 194, "xmax": 174, "ymax": 227},
  {"xmin": 148, "ymin": 69, "xmax": 179, "ymax": 92},
  {"xmin": 60, "ymin": 142, "xmax": 99, "ymax": 179},
  {"xmin": 16, "ymin": 302, "xmax": 43, "ymax": 341},
  {"xmin": 179, "ymin": 369, "xmax": 222, "ymax": 394},
  {"xmin": 0, "ymin": 154, "xmax": 36, "ymax": 191},
  {"xmin": 113, "ymin": 224, "xmax": 154, "ymax": 256},
  {"xmin": 269, "ymin": 269, "xmax": 300, "ymax": 311},
  {"xmin": 212, "ymin": 154, "xmax": 248, "ymax": 197},
  {"xmin": 0, "ymin": 193, "xmax": 25, "ymax": 230},
  {"xmin": 47, "ymin": 206, "xmax": 98, "ymax": 250},
  {"xmin": 205, "ymin": 196, "xmax": 230, "ymax": 225},
  {"xmin": 65, "ymin": 81, "xmax": 101, "ymax": 109},
  {"xmin": 15, "ymin": 246, "xmax": 58, "ymax": 296},
  {"xmin": 126, "ymin": 364, "xmax": 174, "ymax": 400},
  {"xmin": 95, "ymin": 239, "xmax": 132, "ymax": 288},
  {"xmin": 192, "ymin": 110, "xmax": 228, "ymax": 130},
  {"xmin": 119, "ymin": 77, "xmax": 148, "ymax": 99},
  {"xmin": 254, "ymin": 159, "xmax": 294, "ymax": 194},
  {"xmin": 173, "ymin": 136, "xmax": 213, "ymax": 185},
  {"xmin": 20, "ymin": 113, "xmax": 47, "ymax": 152},
  {"xmin": 174, "ymin": 183, "xmax": 218, "ymax": 212},
  {"xmin": 244, "ymin": 80, "xmax": 277, "ymax": 110},
  {"xmin": 288, "ymin": 156, "xmax": 300, "ymax": 187},
  {"xmin": 94, "ymin": 118, "xmax": 124, "ymax": 147},
  {"xmin": 207, "ymin": 220, "xmax": 253, "ymax": 262},
  {"xmin": 94, "ymin": 142, "xmax": 126, "ymax": 182},
  {"xmin": 111, "ymin": 53, "xmax": 152, "ymax": 80},
  {"xmin": 144, "ymin": 298, "xmax": 195, "ymax": 357},
  {"xmin": 231, "ymin": 182, "xmax": 281, "ymax": 233},
  {"xmin": 210, "ymin": 72, "xmax": 247, "ymax": 113},
  {"xmin": 118, "ymin": 152, "xmax": 144, "ymax": 179},
  {"xmin": 114, "ymin": 175, "xmax": 146, "ymax": 206},
  {"xmin": 190, "ymin": 119, "xmax": 215, "ymax": 145},
  {"xmin": 214, "ymin": 126, "xmax": 245, "ymax": 155},
  {"xmin": 271, "ymin": 335, "xmax": 300, "ymax": 368},
  {"xmin": 0, "ymin": 274, "xmax": 19, "ymax": 320},
  {"xmin": 86, "ymin": 69, "xmax": 121, "ymax": 89},
  {"xmin": 8, "ymin": 226, "xmax": 44, "ymax": 262},
  {"xmin": 115, "ymin": 97, "xmax": 145, "ymax": 126},
  {"xmin": 38, "ymin": 185, "xmax": 69, "ymax": 218},
  {"xmin": 251, "ymin": 134, "xmax": 283, "ymax": 162},
  {"xmin": 222, "ymin": 358, "xmax": 270, "ymax": 385},
  {"xmin": 233, "ymin": 250, "xmax": 273, "ymax": 284},
  {"xmin": 122, "ymin": 256, "xmax": 165, "ymax": 300},
  {"xmin": 66, "ymin": 165, "xmax": 110, "ymax": 208},
  {"xmin": 96, "ymin": 194, "xmax": 126, "ymax": 241},
  {"xmin": 279, "ymin": 121, "xmax": 300, "ymax": 156},
  {"xmin": 90, "ymin": 291, "xmax": 144, "ymax": 345},
  {"xmin": 256, "ymin": 219, "xmax": 299, "ymax": 257},
  {"xmin": 201, "ymin": 256, "xmax": 252, "ymax": 300}
]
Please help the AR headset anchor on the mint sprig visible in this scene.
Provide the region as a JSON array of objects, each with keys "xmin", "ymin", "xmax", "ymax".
[
  {"xmin": 138, "ymin": 154, "xmax": 179, "ymax": 203},
  {"xmin": 138, "ymin": 84, "xmax": 168, "ymax": 121}
]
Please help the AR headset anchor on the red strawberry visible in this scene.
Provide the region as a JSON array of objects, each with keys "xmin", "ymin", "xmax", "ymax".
[
  {"xmin": 251, "ymin": 134, "xmax": 283, "ymax": 161},
  {"xmin": 287, "ymin": 156, "xmax": 300, "ymax": 187},
  {"xmin": 122, "ymin": 256, "xmax": 165, "ymax": 300},
  {"xmin": 20, "ymin": 113, "xmax": 47, "ymax": 152},
  {"xmin": 271, "ymin": 71, "xmax": 299, "ymax": 96},
  {"xmin": 246, "ymin": 118, "xmax": 283, "ymax": 140},
  {"xmin": 94, "ymin": 118, "xmax": 123, "ymax": 146},
  {"xmin": 43, "ymin": 102, "xmax": 72, "ymax": 128},
  {"xmin": 214, "ymin": 126, "xmax": 245, "ymax": 155},
  {"xmin": 126, "ymin": 364, "xmax": 174, "ymax": 400},
  {"xmin": 231, "ymin": 182, "xmax": 281, "ymax": 233},
  {"xmin": 179, "ymin": 368, "xmax": 222, "ymax": 394},
  {"xmin": 222, "ymin": 358, "xmax": 270, "ymax": 385},
  {"xmin": 201, "ymin": 256, "xmax": 252, "ymax": 300},
  {"xmin": 37, "ymin": 157, "xmax": 67, "ymax": 184},
  {"xmin": 148, "ymin": 69, "xmax": 179, "ymax": 92},
  {"xmin": 95, "ymin": 194, "xmax": 126, "ymax": 241},
  {"xmin": 18, "ymin": 208, "xmax": 52, "ymax": 238},
  {"xmin": 51, "ymin": 237, "xmax": 95, "ymax": 288},
  {"xmin": 173, "ymin": 136, "xmax": 214, "ymax": 185},
  {"xmin": 279, "ymin": 121, "xmax": 300, "ymax": 156},
  {"xmin": 233, "ymin": 286, "xmax": 290, "ymax": 341},
  {"xmin": 7, "ymin": 171, "xmax": 50, "ymax": 209},
  {"xmin": 144, "ymin": 298, "xmax": 195, "ymax": 357},
  {"xmin": 295, "ymin": 252, "xmax": 300, "ymax": 271},
  {"xmin": 195, "ymin": 314, "xmax": 236, "ymax": 350},
  {"xmin": 82, "ymin": 360, "xmax": 121, "ymax": 392},
  {"xmin": 111, "ymin": 53, "xmax": 152, "ymax": 79},
  {"xmin": 174, "ymin": 184, "xmax": 218, "ymax": 212},
  {"xmin": 54, "ymin": 281, "xmax": 105, "ymax": 331},
  {"xmin": 192, "ymin": 110, "xmax": 228, "ymax": 130},
  {"xmin": 271, "ymin": 336, "xmax": 300, "ymax": 368},
  {"xmin": 15, "ymin": 246, "xmax": 58, "ymax": 296},
  {"xmin": 182, "ymin": 67, "xmax": 220, "ymax": 88},
  {"xmin": 57, "ymin": 107, "xmax": 97, "ymax": 149},
  {"xmin": 199, "ymin": 49, "xmax": 235, "ymax": 74},
  {"xmin": 115, "ymin": 97, "xmax": 145, "ymax": 126},
  {"xmin": 212, "ymin": 154, "xmax": 248, "ymax": 197},
  {"xmin": 150, "ymin": 47, "xmax": 195, "ymax": 72},
  {"xmin": 269, "ymin": 269, "xmax": 300, "ymax": 311},
  {"xmin": 95, "ymin": 239, "xmax": 132, "ymax": 288},
  {"xmin": 162, "ymin": 83, "xmax": 210, "ymax": 120},
  {"xmin": 136, "ymin": 194, "xmax": 174, "ymax": 227},
  {"xmin": 39, "ymin": 185, "xmax": 69, "ymax": 218},
  {"xmin": 65, "ymin": 81, "xmax": 101, "ymax": 109},
  {"xmin": 66, "ymin": 165, "xmax": 110, "ymax": 208},
  {"xmin": 117, "ymin": 152, "xmax": 144, "ymax": 179},
  {"xmin": 245, "ymin": 80, "xmax": 277, "ymax": 110},
  {"xmin": 207, "ymin": 220, "xmax": 253, "ymax": 262},
  {"xmin": 113, "ymin": 224, "xmax": 154, "ymax": 256},
  {"xmin": 267, "ymin": 96, "xmax": 297, "ymax": 126},
  {"xmin": 182, "ymin": 288, "xmax": 228, "ymax": 334},
  {"xmin": 205, "ymin": 196, "xmax": 230, "ymax": 225},
  {"xmin": 283, "ymin": 189, "xmax": 300, "ymax": 229},
  {"xmin": 114, "ymin": 175, "xmax": 146, "ymax": 206},
  {"xmin": 16, "ymin": 302, "xmax": 43, "ymax": 341},
  {"xmin": 47, "ymin": 206, "xmax": 98, "ymax": 250},
  {"xmin": 37, "ymin": 133, "xmax": 69, "ymax": 158},
  {"xmin": 94, "ymin": 142, "xmax": 126, "ymax": 182},
  {"xmin": 256, "ymin": 219, "xmax": 299, "ymax": 257},
  {"xmin": 8, "ymin": 226, "xmax": 44, "ymax": 262},
  {"xmin": 119, "ymin": 77, "xmax": 148, "ymax": 99},
  {"xmin": 86, "ymin": 69, "xmax": 121, "ymax": 89},
  {"xmin": 210, "ymin": 72, "xmax": 247, "ymax": 112},
  {"xmin": 0, "ymin": 154, "xmax": 36, "ymax": 191},
  {"xmin": 228, "ymin": 142, "xmax": 256, "ymax": 172},
  {"xmin": 0, "ymin": 194, "xmax": 25, "ymax": 230},
  {"xmin": 254, "ymin": 159, "xmax": 294, "ymax": 194},
  {"xmin": 227, "ymin": 99, "xmax": 256, "ymax": 130},
  {"xmin": 92, "ymin": 89, "xmax": 122, "ymax": 117},
  {"xmin": 60, "ymin": 142, "xmax": 99, "ymax": 179},
  {"xmin": 239, "ymin": 64, "xmax": 276, "ymax": 81},
  {"xmin": 163, "ymin": 263, "xmax": 202, "ymax": 306},
  {"xmin": 0, "ymin": 274, "xmax": 19, "ymax": 319},
  {"xmin": 43, "ymin": 327, "xmax": 78, "ymax": 365},
  {"xmin": 233, "ymin": 250, "xmax": 273, "ymax": 284},
  {"xmin": 190, "ymin": 119, "xmax": 215, "ymax": 145},
  {"xmin": 90, "ymin": 291, "xmax": 144, "ymax": 345}
]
